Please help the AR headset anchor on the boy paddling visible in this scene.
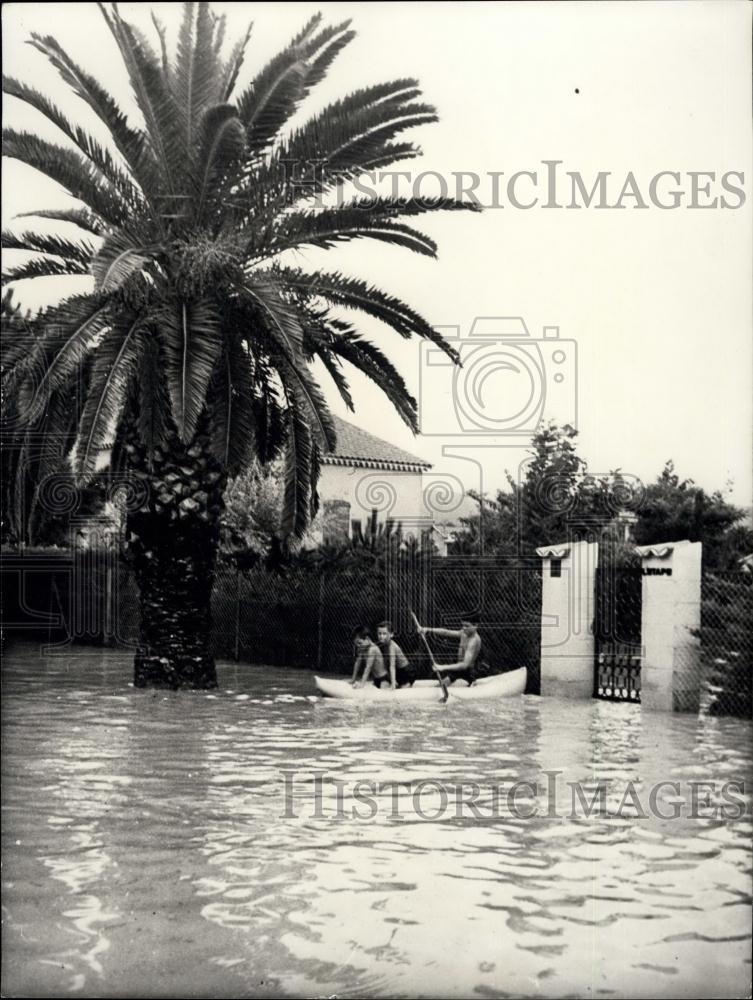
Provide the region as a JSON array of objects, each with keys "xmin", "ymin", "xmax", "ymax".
[{"xmin": 417, "ymin": 612, "xmax": 494, "ymax": 686}]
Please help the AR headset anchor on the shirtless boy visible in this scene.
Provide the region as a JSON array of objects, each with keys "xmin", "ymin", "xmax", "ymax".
[
  {"xmin": 417, "ymin": 613, "xmax": 494, "ymax": 685},
  {"xmin": 351, "ymin": 626, "xmax": 390, "ymax": 688},
  {"xmin": 376, "ymin": 621, "xmax": 414, "ymax": 689}
]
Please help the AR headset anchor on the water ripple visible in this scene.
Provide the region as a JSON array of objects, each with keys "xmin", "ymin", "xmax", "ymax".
[{"xmin": 2, "ymin": 645, "xmax": 751, "ymax": 998}]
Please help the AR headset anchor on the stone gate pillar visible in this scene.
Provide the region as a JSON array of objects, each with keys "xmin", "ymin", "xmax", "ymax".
[
  {"xmin": 536, "ymin": 540, "xmax": 599, "ymax": 698},
  {"xmin": 635, "ymin": 540, "xmax": 702, "ymax": 712}
]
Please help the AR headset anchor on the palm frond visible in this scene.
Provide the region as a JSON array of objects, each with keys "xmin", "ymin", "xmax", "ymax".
[
  {"xmin": 27, "ymin": 33, "xmax": 160, "ymax": 196},
  {"xmin": 210, "ymin": 8, "xmax": 227, "ymax": 58},
  {"xmin": 236, "ymin": 17, "xmax": 354, "ymax": 157},
  {"xmin": 356, "ymin": 140, "xmax": 423, "ymax": 174},
  {"xmin": 219, "ymin": 19, "xmax": 253, "ymax": 101},
  {"xmin": 3, "ymin": 129, "xmax": 130, "ymax": 226},
  {"xmin": 289, "ymin": 14, "xmax": 324, "ymax": 46},
  {"xmin": 251, "ymin": 378, "xmax": 287, "ymax": 465},
  {"xmin": 309, "ymin": 341, "xmax": 354, "ymax": 411},
  {"xmin": 3, "ymin": 76, "xmax": 144, "ymax": 204},
  {"xmin": 208, "ymin": 336, "xmax": 257, "ymax": 474},
  {"xmin": 74, "ymin": 319, "xmax": 143, "ymax": 481},
  {"xmin": 280, "ymin": 391, "xmax": 315, "ymax": 539},
  {"xmin": 14, "ymin": 207, "xmax": 107, "ymax": 237},
  {"xmin": 98, "ymin": 4, "xmax": 184, "ymax": 197},
  {"xmin": 155, "ymin": 297, "xmax": 223, "ymax": 442},
  {"xmin": 234, "ymin": 13, "xmax": 318, "ymax": 134},
  {"xmin": 260, "ymin": 266, "xmax": 460, "ymax": 362},
  {"xmin": 297, "ymin": 102, "xmax": 436, "ymax": 165},
  {"xmin": 329, "ymin": 325, "xmax": 418, "ymax": 431},
  {"xmin": 323, "ymin": 79, "xmax": 424, "ymax": 118},
  {"xmin": 90, "ymin": 231, "xmax": 156, "ymax": 293},
  {"xmin": 248, "ymin": 194, "xmax": 481, "ymax": 260},
  {"xmin": 174, "ymin": 3, "xmax": 221, "ymax": 150},
  {"xmin": 194, "ymin": 4, "xmax": 222, "ymax": 113},
  {"xmin": 150, "ymin": 11, "xmax": 169, "ymax": 74},
  {"xmin": 2, "ymin": 257, "xmax": 91, "ymax": 283},
  {"xmin": 239, "ymin": 277, "xmax": 304, "ymax": 355},
  {"xmin": 282, "ymin": 80, "xmax": 436, "ymax": 184},
  {"xmin": 240, "ymin": 59, "xmax": 306, "ymax": 157},
  {"xmin": 343, "ymin": 195, "xmax": 483, "ymax": 219},
  {"xmin": 2, "ymin": 229, "xmax": 96, "ymax": 264},
  {"xmin": 244, "ymin": 134, "xmax": 426, "ymax": 224},
  {"xmin": 192, "ymin": 104, "xmax": 246, "ymax": 225},
  {"xmin": 300, "ymin": 22, "xmax": 356, "ymax": 93},
  {"xmin": 247, "ymin": 208, "xmax": 437, "ymax": 261},
  {"xmin": 136, "ymin": 335, "xmax": 171, "ymax": 454},
  {"xmin": 18, "ymin": 299, "xmax": 109, "ymax": 415},
  {"xmin": 0, "ymin": 305, "xmax": 37, "ymax": 378},
  {"xmin": 28, "ymin": 387, "xmax": 81, "ymax": 539},
  {"xmin": 228, "ymin": 139, "xmax": 425, "ymax": 229},
  {"xmin": 309, "ymin": 438, "xmax": 321, "ymax": 522},
  {"xmin": 174, "ymin": 2, "xmax": 198, "ymax": 133},
  {"xmin": 274, "ymin": 351, "xmax": 336, "ymax": 453}
]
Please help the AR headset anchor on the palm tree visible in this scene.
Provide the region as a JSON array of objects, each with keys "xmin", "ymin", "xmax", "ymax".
[{"xmin": 2, "ymin": 2, "xmax": 478, "ymax": 688}]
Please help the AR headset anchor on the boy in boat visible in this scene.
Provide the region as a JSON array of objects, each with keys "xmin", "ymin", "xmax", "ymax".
[
  {"xmin": 418, "ymin": 612, "xmax": 494, "ymax": 686},
  {"xmin": 351, "ymin": 626, "xmax": 390, "ymax": 688},
  {"xmin": 376, "ymin": 621, "xmax": 415, "ymax": 689}
]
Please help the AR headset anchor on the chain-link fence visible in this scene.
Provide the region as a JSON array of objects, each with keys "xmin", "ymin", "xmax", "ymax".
[
  {"xmin": 418, "ymin": 558, "xmax": 542, "ymax": 691},
  {"xmin": 698, "ymin": 571, "xmax": 752, "ymax": 718},
  {"xmin": 1, "ymin": 550, "xmax": 542, "ymax": 688},
  {"xmin": 5, "ymin": 551, "xmax": 747, "ymax": 713}
]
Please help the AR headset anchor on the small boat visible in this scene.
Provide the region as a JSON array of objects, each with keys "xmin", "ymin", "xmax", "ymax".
[{"xmin": 314, "ymin": 668, "xmax": 527, "ymax": 702}]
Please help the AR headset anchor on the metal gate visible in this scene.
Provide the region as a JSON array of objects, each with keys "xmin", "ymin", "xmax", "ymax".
[{"xmin": 594, "ymin": 565, "xmax": 643, "ymax": 702}]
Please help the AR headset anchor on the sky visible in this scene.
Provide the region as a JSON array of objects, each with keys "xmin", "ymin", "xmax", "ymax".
[{"xmin": 3, "ymin": 1, "xmax": 752, "ymax": 513}]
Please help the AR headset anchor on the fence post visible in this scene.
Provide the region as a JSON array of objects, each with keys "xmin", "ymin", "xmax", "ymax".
[
  {"xmin": 104, "ymin": 559, "xmax": 113, "ymax": 646},
  {"xmin": 233, "ymin": 566, "xmax": 241, "ymax": 662},
  {"xmin": 317, "ymin": 574, "xmax": 325, "ymax": 671}
]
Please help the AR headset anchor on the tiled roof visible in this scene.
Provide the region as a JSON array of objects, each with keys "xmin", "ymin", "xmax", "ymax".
[{"xmin": 323, "ymin": 415, "xmax": 431, "ymax": 471}]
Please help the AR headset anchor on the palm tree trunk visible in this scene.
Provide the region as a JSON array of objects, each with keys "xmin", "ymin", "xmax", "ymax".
[{"xmin": 124, "ymin": 421, "xmax": 226, "ymax": 689}]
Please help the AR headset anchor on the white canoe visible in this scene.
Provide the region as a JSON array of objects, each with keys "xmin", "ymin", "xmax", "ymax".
[{"xmin": 314, "ymin": 668, "xmax": 527, "ymax": 702}]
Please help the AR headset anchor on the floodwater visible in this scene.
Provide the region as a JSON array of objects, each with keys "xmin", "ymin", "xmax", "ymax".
[{"xmin": 2, "ymin": 645, "xmax": 751, "ymax": 999}]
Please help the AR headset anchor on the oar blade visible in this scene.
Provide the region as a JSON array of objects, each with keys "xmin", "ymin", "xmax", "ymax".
[{"xmin": 410, "ymin": 609, "xmax": 449, "ymax": 703}]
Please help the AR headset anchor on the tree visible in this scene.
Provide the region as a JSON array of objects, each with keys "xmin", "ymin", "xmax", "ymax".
[
  {"xmin": 451, "ymin": 429, "xmax": 750, "ymax": 572},
  {"xmin": 451, "ymin": 424, "xmax": 619, "ymax": 558},
  {"xmin": 221, "ymin": 459, "xmax": 284, "ymax": 559},
  {"xmin": 634, "ymin": 462, "xmax": 749, "ymax": 571},
  {"xmin": 2, "ymin": 4, "xmax": 478, "ymax": 687}
]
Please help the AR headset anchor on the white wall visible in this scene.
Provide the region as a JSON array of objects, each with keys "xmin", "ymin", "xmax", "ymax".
[
  {"xmin": 537, "ymin": 541, "xmax": 599, "ymax": 699},
  {"xmin": 637, "ymin": 541, "xmax": 703, "ymax": 712},
  {"xmin": 308, "ymin": 464, "xmax": 429, "ymax": 544}
]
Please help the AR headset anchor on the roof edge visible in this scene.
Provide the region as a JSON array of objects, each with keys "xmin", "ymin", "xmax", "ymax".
[{"xmin": 321, "ymin": 455, "xmax": 431, "ymax": 472}]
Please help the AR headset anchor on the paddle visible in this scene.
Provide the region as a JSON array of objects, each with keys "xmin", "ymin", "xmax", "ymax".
[{"xmin": 410, "ymin": 611, "xmax": 450, "ymax": 703}]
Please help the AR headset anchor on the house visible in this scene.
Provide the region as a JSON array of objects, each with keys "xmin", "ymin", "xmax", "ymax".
[{"xmin": 308, "ymin": 415, "xmax": 435, "ymax": 546}]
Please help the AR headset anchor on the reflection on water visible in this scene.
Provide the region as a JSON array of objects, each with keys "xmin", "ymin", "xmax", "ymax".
[{"xmin": 2, "ymin": 645, "xmax": 751, "ymax": 998}]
